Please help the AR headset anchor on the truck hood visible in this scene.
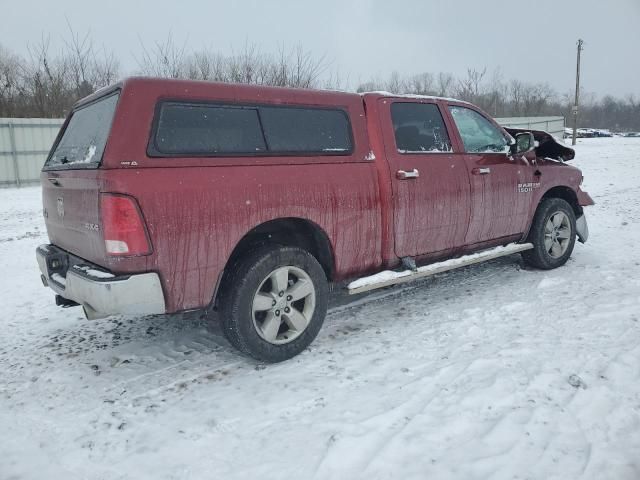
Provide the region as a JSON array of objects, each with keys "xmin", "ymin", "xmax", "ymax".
[{"xmin": 504, "ymin": 127, "xmax": 575, "ymax": 161}]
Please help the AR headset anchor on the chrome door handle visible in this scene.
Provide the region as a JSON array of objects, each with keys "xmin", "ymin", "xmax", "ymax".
[
  {"xmin": 397, "ymin": 168, "xmax": 420, "ymax": 179},
  {"xmin": 472, "ymin": 167, "xmax": 491, "ymax": 175}
]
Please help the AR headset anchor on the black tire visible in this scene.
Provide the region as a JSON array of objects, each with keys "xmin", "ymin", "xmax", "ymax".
[
  {"xmin": 522, "ymin": 198, "xmax": 577, "ymax": 270},
  {"xmin": 218, "ymin": 245, "xmax": 329, "ymax": 363}
]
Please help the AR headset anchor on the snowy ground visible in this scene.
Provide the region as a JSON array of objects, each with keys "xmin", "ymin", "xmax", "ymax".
[{"xmin": 1, "ymin": 137, "xmax": 639, "ymax": 480}]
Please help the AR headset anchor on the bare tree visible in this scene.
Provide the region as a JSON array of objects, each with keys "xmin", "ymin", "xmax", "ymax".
[
  {"xmin": 0, "ymin": 45, "xmax": 25, "ymax": 116},
  {"xmin": 138, "ymin": 37, "xmax": 329, "ymax": 90},
  {"xmin": 64, "ymin": 21, "xmax": 93, "ymax": 97},
  {"xmin": 63, "ymin": 21, "xmax": 120, "ymax": 98},
  {"xmin": 92, "ymin": 48, "xmax": 120, "ymax": 87},
  {"xmin": 23, "ymin": 37, "xmax": 70, "ymax": 116},
  {"xmin": 485, "ymin": 68, "xmax": 507, "ymax": 116},
  {"xmin": 2, "ymin": 35, "xmax": 640, "ymax": 131},
  {"xmin": 455, "ymin": 67, "xmax": 486, "ymax": 102},
  {"xmin": 355, "ymin": 78, "xmax": 384, "ymax": 93},
  {"xmin": 136, "ymin": 34, "xmax": 187, "ymax": 78},
  {"xmin": 408, "ymin": 72, "xmax": 435, "ymax": 95},
  {"xmin": 521, "ymin": 83, "xmax": 555, "ymax": 116},
  {"xmin": 322, "ymin": 68, "xmax": 351, "ymax": 92},
  {"xmin": 436, "ymin": 72, "xmax": 454, "ymax": 97},
  {"xmin": 264, "ymin": 44, "xmax": 327, "ymax": 88},
  {"xmin": 509, "ymin": 79, "xmax": 524, "ymax": 115}
]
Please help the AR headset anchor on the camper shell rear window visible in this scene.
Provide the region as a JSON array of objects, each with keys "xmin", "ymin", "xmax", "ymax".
[{"xmin": 44, "ymin": 92, "xmax": 119, "ymax": 170}]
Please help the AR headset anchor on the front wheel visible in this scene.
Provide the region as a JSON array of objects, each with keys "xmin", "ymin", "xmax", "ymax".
[
  {"xmin": 522, "ymin": 198, "xmax": 577, "ymax": 270},
  {"xmin": 218, "ymin": 245, "xmax": 329, "ymax": 362}
]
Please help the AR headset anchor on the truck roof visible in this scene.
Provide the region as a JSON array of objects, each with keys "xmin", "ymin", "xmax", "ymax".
[
  {"xmin": 75, "ymin": 76, "xmax": 362, "ymax": 109},
  {"xmin": 74, "ymin": 77, "xmax": 471, "ymax": 110}
]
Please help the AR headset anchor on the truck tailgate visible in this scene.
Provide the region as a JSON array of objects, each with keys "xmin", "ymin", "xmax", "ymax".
[
  {"xmin": 41, "ymin": 91, "xmax": 121, "ymax": 267},
  {"xmin": 42, "ymin": 171, "xmax": 106, "ymax": 266}
]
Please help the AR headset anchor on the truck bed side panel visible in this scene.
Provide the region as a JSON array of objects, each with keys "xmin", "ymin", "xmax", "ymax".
[
  {"xmin": 101, "ymin": 164, "xmax": 381, "ymax": 311},
  {"xmin": 96, "ymin": 79, "xmax": 382, "ymax": 312}
]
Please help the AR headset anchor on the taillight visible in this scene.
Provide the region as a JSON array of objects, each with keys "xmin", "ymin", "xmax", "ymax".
[{"xmin": 100, "ymin": 194, "xmax": 151, "ymax": 256}]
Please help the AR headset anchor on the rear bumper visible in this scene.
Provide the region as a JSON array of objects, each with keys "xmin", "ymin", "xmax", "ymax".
[{"xmin": 36, "ymin": 244, "xmax": 166, "ymax": 320}]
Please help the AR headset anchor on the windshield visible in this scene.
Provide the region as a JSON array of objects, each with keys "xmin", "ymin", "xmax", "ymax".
[{"xmin": 45, "ymin": 92, "xmax": 119, "ymax": 169}]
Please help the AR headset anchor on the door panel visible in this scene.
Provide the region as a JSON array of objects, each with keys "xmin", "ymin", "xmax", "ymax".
[
  {"xmin": 380, "ymin": 99, "xmax": 471, "ymax": 258},
  {"xmin": 446, "ymin": 105, "xmax": 533, "ymax": 244},
  {"xmin": 463, "ymin": 154, "xmax": 534, "ymax": 243}
]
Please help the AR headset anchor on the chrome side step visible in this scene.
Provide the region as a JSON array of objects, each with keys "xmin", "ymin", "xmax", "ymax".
[{"xmin": 347, "ymin": 242, "xmax": 533, "ymax": 295}]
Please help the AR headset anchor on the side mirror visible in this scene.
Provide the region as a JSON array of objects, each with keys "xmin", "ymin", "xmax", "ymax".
[{"xmin": 510, "ymin": 132, "xmax": 535, "ymax": 155}]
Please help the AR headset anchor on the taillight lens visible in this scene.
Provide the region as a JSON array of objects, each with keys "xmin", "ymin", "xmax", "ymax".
[{"xmin": 100, "ymin": 194, "xmax": 151, "ymax": 256}]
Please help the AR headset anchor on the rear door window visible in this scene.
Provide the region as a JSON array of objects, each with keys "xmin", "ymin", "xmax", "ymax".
[
  {"xmin": 391, "ymin": 102, "xmax": 452, "ymax": 153},
  {"xmin": 45, "ymin": 92, "xmax": 119, "ymax": 169},
  {"xmin": 153, "ymin": 103, "xmax": 266, "ymax": 155}
]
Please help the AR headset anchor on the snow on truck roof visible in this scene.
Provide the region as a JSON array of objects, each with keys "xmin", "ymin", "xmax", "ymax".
[{"xmin": 359, "ymin": 90, "xmax": 470, "ymax": 104}]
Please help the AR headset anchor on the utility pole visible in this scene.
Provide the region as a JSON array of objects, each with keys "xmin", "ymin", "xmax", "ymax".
[{"xmin": 572, "ymin": 39, "xmax": 584, "ymax": 146}]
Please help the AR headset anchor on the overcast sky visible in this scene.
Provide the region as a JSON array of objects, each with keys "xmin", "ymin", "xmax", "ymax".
[{"xmin": 3, "ymin": 0, "xmax": 639, "ymax": 97}]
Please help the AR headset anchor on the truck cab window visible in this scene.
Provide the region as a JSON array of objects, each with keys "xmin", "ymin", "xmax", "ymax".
[
  {"xmin": 391, "ymin": 102, "xmax": 452, "ymax": 153},
  {"xmin": 448, "ymin": 106, "xmax": 509, "ymax": 153}
]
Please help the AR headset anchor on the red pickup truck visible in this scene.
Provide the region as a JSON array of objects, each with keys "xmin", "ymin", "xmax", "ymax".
[{"xmin": 37, "ymin": 77, "xmax": 593, "ymax": 362}]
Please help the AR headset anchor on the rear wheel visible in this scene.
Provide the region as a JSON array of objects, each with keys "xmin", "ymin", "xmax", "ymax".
[
  {"xmin": 522, "ymin": 198, "xmax": 577, "ymax": 269},
  {"xmin": 218, "ymin": 245, "xmax": 328, "ymax": 362}
]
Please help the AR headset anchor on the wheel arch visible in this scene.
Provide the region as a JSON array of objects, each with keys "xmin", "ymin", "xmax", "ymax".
[
  {"xmin": 522, "ymin": 185, "xmax": 582, "ymax": 242},
  {"xmin": 540, "ymin": 185, "xmax": 583, "ymax": 217},
  {"xmin": 213, "ymin": 217, "xmax": 335, "ymax": 306}
]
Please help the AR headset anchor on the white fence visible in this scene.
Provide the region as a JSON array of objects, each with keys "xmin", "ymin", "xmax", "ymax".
[
  {"xmin": 0, "ymin": 115, "xmax": 566, "ymax": 186},
  {"xmin": 495, "ymin": 116, "xmax": 565, "ymax": 141},
  {"xmin": 0, "ymin": 118, "xmax": 63, "ymax": 187}
]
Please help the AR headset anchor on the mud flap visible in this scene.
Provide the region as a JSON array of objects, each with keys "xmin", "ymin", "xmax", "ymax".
[{"xmin": 576, "ymin": 215, "xmax": 589, "ymax": 243}]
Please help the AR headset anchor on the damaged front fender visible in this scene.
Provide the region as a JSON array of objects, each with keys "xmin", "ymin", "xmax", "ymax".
[
  {"xmin": 504, "ymin": 127, "xmax": 575, "ymax": 161},
  {"xmin": 577, "ymin": 187, "xmax": 595, "ymax": 207}
]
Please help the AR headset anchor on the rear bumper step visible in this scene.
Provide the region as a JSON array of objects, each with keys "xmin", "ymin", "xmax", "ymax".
[
  {"xmin": 348, "ymin": 242, "xmax": 533, "ymax": 295},
  {"xmin": 36, "ymin": 244, "xmax": 166, "ymax": 320}
]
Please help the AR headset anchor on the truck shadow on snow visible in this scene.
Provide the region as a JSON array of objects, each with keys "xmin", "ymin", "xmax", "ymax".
[{"xmin": 32, "ymin": 253, "xmax": 537, "ymax": 375}]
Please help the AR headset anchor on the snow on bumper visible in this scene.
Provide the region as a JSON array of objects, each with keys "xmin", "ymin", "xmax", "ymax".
[{"xmin": 36, "ymin": 244, "xmax": 166, "ymax": 320}]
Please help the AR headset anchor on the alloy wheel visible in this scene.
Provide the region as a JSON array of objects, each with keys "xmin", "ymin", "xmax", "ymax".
[
  {"xmin": 544, "ymin": 211, "xmax": 572, "ymax": 258},
  {"xmin": 252, "ymin": 266, "xmax": 316, "ymax": 344}
]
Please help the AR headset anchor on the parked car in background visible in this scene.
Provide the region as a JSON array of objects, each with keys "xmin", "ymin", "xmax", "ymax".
[
  {"xmin": 592, "ymin": 129, "xmax": 613, "ymax": 137},
  {"xmin": 565, "ymin": 128, "xmax": 614, "ymax": 139},
  {"xmin": 584, "ymin": 128, "xmax": 612, "ymax": 138},
  {"xmin": 36, "ymin": 78, "xmax": 594, "ymax": 362}
]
